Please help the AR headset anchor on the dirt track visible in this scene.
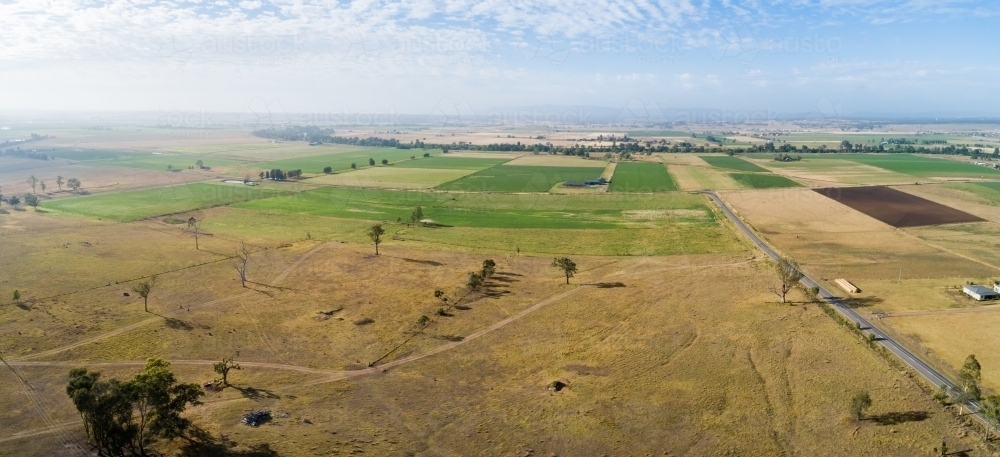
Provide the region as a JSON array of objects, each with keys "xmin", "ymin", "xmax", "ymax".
[{"xmin": 814, "ymin": 186, "xmax": 984, "ymax": 227}]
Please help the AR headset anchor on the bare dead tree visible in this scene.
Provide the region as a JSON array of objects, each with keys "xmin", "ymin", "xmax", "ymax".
[
  {"xmin": 234, "ymin": 241, "xmax": 250, "ymax": 287},
  {"xmin": 191, "ymin": 223, "xmax": 202, "ymax": 250}
]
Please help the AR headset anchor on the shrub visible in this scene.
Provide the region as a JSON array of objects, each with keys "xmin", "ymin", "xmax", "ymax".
[
  {"xmin": 323, "ymin": 166, "xmax": 332, "ymax": 173},
  {"xmin": 381, "ymin": 159, "xmax": 388, "ymax": 165},
  {"xmin": 423, "ymin": 152, "xmax": 430, "ymax": 157},
  {"xmin": 351, "ymin": 162, "xmax": 357, "ymax": 169}
]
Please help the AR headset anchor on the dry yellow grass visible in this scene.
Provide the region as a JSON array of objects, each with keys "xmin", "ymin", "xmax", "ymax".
[
  {"xmin": 4, "ymin": 252, "xmax": 987, "ymax": 456},
  {"xmin": 304, "ymin": 167, "xmax": 476, "ymax": 189},
  {"xmin": 503, "ymin": 155, "xmax": 608, "ymax": 167},
  {"xmin": 720, "ymin": 188, "xmax": 894, "ymax": 234},
  {"xmin": 668, "ymin": 163, "xmax": 743, "ymax": 190},
  {"xmin": 886, "ymin": 312, "xmax": 1000, "ymax": 391}
]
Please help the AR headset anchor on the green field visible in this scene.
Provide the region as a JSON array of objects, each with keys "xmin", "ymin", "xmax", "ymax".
[
  {"xmin": 436, "ymin": 165, "xmax": 606, "ymax": 192},
  {"xmin": 46, "ymin": 182, "xmax": 288, "ymax": 221},
  {"xmin": 91, "ymin": 154, "xmax": 246, "ymax": 171},
  {"xmin": 608, "ymin": 162, "xmax": 678, "ymax": 192},
  {"xmin": 841, "ymin": 154, "xmax": 1000, "ymax": 178},
  {"xmin": 729, "ymin": 173, "xmax": 801, "ymax": 189},
  {"xmin": 50, "ymin": 149, "xmax": 146, "ymax": 161},
  {"xmin": 391, "ymin": 156, "xmax": 510, "ymax": 170},
  {"xmin": 255, "ymin": 148, "xmax": 437, "ymax": 174},
  {"xmin": 699, "ymin": 156, "xmax": 769, "ymax": 172},
  {"xmin": 235, "ymin": 187, "xmax": 715, "ymax": 229}
]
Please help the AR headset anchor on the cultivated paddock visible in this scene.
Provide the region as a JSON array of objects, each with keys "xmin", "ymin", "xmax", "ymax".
[{"xmin": 814, "ymin": 186, "xmax": 984, "ymax": 228}]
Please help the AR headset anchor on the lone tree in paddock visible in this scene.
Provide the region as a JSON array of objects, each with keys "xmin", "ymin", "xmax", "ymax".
[
  {"xmin": 213, "ymin": 356, "xmax": 242, "ymax": 386},
  {"xmin": 56, "ymin": 175, "xmax": 64, "ymax": 190},
  {"xmin": 368, "ymin": 223, "xmax": 385, "ymax": 255},
  {"xmin": 132, "ymin": 275, "xmax": 157, "ymax": 312},
  {"xmin": 849, "ymin": 391, "xmax": 872, "ymax": 420},
  {"xmin": 67, "ymin": 178, "xmax": 81, "ymax": 192},
  {"xmin": 26, "ymin": 175, "xmax": 37, "ymax": 194},
  {"xmin": 410, "ymin": 206, "xmax": 424, "ymax": 224},
  {"xmin": 770, "ymin": 257, "xmax": 803, "ymax": 304},
  {"xmin": 552, "ymin": 257, "xmax": 577, "ymax": 284},
  {"xmin": 235, "ymin": 241, "xmax": 251, "ymax": 287}
]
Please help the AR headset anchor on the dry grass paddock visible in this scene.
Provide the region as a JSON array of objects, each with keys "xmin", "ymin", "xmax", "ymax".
[
  {"xmin": 2, "ymin": 246, "xmax": 987, "ymax": 456},
  {"xmin": 722, "ymin": 184, "xmax": 1000, "ymax": 395}
]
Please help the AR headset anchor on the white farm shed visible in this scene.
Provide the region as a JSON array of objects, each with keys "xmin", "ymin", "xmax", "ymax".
[{"xmin": 963, "ymin": 285, "xmax": 999, "ymax": 301}]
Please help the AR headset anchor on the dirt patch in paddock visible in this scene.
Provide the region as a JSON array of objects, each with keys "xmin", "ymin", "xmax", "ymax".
[{"xmin": 814, "ymin": 186, "xmax": 984, "ymax": 228}]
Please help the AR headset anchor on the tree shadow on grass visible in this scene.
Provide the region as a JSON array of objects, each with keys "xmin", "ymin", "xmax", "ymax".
[
  {"xmin": 180, "ymin": 427, "xmax": 279, "ymax": 457},
  {"xmin": 14, "ymin": 302, "xmax": 30, "ymax": 311},
  {"xmin": 232, "ymin": 385, "xmax": 280, "ymax": 401},
  {"xmin": 843, "ymin": 296, "xmax": 884, "ymax": 309},
  {"xmin": 164, "ymin": 317, "xmax": 195, "ymax": 331},
  {"xmin": 592, "ymin": 282, "xmax": 626, "ymax": 288},
  {"xmin": 868, "ymin": 410, "xmax": 929, "ymax": 425},
  {"xmin": 397, "ymin": 257, "xmax": 444, "ymax": 266}
]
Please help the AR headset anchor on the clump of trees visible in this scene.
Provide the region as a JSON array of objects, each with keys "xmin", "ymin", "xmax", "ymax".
[
  {"xmin": 323, "ymin": 166, "xmax": 333, "ymax": 173},
  {"xmin": 67, "ymin": 178, "xmax": 82, "ymax": 192},
  {"xmin": 23, "ymin": 193, "xmax": 39, "ymax": 210},
  {"xmin": 66, "ymin": 358, "xmax": 203, "ymax": 456},
  {"xmin": 260, "ymin": 169, "xmax": 302, "ymax": 180}
]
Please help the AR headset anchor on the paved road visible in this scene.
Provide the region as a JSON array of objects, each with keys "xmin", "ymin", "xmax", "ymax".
[{"xmin": 703, "ymin": 191, "xmax": 986, "ymax": 422}]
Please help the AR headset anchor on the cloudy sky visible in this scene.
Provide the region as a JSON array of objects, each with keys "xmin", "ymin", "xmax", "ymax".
[{"xmin": 2, "ymin": 0, "xmax": 999, "ymax": 120}]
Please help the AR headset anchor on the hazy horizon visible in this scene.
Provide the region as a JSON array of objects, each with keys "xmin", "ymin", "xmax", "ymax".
[{"xmin": 3, "ymin": 1, "xmax": 1000, "ymax": 119}]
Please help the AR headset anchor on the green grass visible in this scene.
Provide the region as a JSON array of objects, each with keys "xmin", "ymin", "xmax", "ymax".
[
  {"xmin": 729, "ymin": 173, "xmax": 801, "ymax": 189},
  {"xmin": 841, "ymin": 154, "xmax": 1000, "ymax": 178},
  {"xmin": 255, "ymin": 148, "xmax": 437, "ymax": 174},
  {"xmin": 699, "ymin": 156, "xmax": 769, "ymax": 172},
  {"xmin": 46, "ymin": 182, "xmax": 289, "ymax": 222},
  {"xmin": 391, "ymin": 156, "xmax": 510, "ymax": 170},
  {"xmin": 91, "ymin": 154, "xmax": 246, "ymax": 171},
  {"xmin": 234, "ymin": 187, "xmax": 715, "ymax": 229},
  {"xmin": 608, "ymin": 162, "xmax": 678, "ymax": 192},
  {"xmin": 435, "ymin": 165, "xmax": 606, "ymax": 192},
  {"xmin": 626, "ymin": 130, "xmax": 693, "ymax": 137},
  {"xmin": 50, "ymin": 149, "xmax": 146, "ymax": 161}
]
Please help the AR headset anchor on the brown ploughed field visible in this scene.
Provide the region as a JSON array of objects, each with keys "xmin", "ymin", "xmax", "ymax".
[{"xmin": 814, "ymin": 186, "xmax": 984, "ymax": 228}]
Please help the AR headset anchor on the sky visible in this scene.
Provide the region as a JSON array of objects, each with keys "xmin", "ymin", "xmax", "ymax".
[{"xmin": 1, "ymin": 0, "xmax": 999, "ymax": 122}]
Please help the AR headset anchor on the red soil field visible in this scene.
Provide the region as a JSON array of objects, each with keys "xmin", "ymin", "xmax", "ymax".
[{"xmin": 814, "ymin": 186, "xmax": 984, "ymax": 228}]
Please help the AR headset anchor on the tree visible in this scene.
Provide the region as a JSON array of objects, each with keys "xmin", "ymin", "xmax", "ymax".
[
  {"xmin": 56, "ymin": 175, "xmax": 64, "ymax": 190},
  {"xmin": 467, "ymin": 271, "xmax": 484, "ymax": 290},
  {"xmin": 367, "ymin": 224, "xmax": 385, "ymax": 255},
  {"xmin": 481, "ymin": 259, "xmax": 496, "ymax": 279},
  {"xmin": 351, "ymin": 162, "xmax": 357, "ymax": 169},
  {"xmin": 323, "ymin": 166, "xmax": 333, "ymax": 173},
  {"xmin": 381, "ymin": 159, "xmax": 388, "ymax": 165},
  {"xmin": 213, "ymin": 356, "xmax": 241, "ymax": 386},
  {"xmin": 26, "ymin": 175, "xmax": 37, "ymax": 194},
  {"xmin": 981, "ymin": 395, "xmax": 1000, "ymax": 441},
  {"xmin": 40, "ymin": 180, "xmax": 46, "ymax": 193},
  {"xmin": 955, "ymin": 354, "xmax": 983, "ymax": 414},
  {"xmin": 368, "ymin": 158, "xmax": 375, "ymax": 166},
  {"xmin": 67, "ymin": 358, "xmax": 204, "ymax": 456},
  {"xmin": 410, "ymin": 206, "xmax": 424, "ymax": 224},
  {"xmin": 850, "ymin": 391, "xmax": 872, "ymax": 420},
  {"xmin": 235, "ymin": 241, "xmax": 251, "ymax": 287},
  {"xmin": 552, "ymin": 257, "xmax": 577, "ymax": 284},
  {"xmin": 195, "ymin": 160, "xmax": 204, "ymax": 169},
  {"xmin": 23, "ymin": 193, "xmax": 39, "ymax": 209},
  {"xmin": 12, "ymin": 290, "xmax": 20, "ymax": 302},
  {"xmin": 8, "ymin": 195, "xmax": 19, "ymax": 208},
  {"xmin": 67, "ymin": 177, "xmax": 81, "ymax": 192},
  {"xmin": 191, "ymin": 222, "xmax": 202, "ymax": 250},
  {"xmin": 132, "ymin": 275, "xmax": 156, "ymax": 312},
  {"xmin": 770, "ymin": 257, "xmax": 803, "ymax": 304}
]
